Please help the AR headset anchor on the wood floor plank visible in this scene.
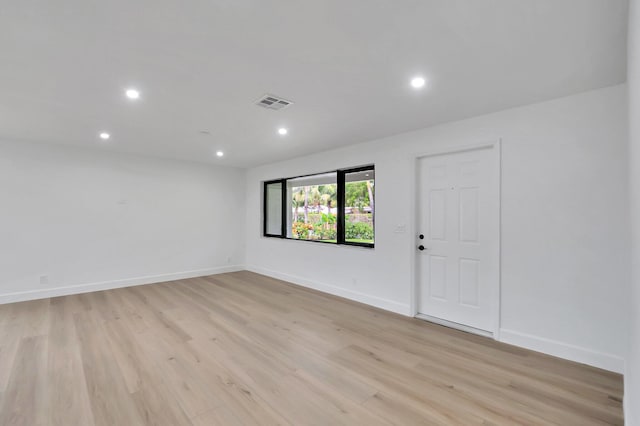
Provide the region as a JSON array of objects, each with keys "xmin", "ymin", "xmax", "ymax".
[
  {"xmin": 0, "ymin": 271, "xmax": 625, "ymax": 425},
  {"xmin": 73, "ymin": 308, "xmax": 145, "ymax": 426},
  {"xmin": 133, "ymin": 324, "xmax": 226, "ymax": 418},
  {"xmin": 0, "ymin": 307, "xmax": 26, "ymax": 392},
  {"xmin": 0, "ymin": 336, "xmax": 49, "ymax": 426},
  {"xmin": 361, "ymin": 391, "xmax": 446, "ymax": 425},
  {"xmin": 47, "ymin": 296, "xmax": 95, "ymax": 426},
  {"xmin": 191, "ymin": 406, "xmax": 243, "ymax": 426}
]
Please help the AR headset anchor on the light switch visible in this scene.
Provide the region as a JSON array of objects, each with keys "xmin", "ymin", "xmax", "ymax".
[{"xmin": 394, "ymin": 224, "xmax": 406, "ymax": 234}]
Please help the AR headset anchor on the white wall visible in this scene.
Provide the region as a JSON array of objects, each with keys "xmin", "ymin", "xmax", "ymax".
[
  {"xmin": 0, "ymin": 139, "xmax": 245, "ymax": 302},
  {"xmin": 627, "ymin": 0, "xmax": 640, "ymax": 422},
  {"xmin": 245, "ymin": 85, "xmax": 629, "ymax": 373}
]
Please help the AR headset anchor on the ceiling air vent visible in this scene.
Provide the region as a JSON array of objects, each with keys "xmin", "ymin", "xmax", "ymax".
[{"xmin": 255, "ymin": 94, "xmax": 293, "ymax": 111}]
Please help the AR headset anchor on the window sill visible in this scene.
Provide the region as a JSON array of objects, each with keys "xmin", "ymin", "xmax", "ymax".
[{"xmin": 262, "ymin": 235, "xmax": 374, "ymax": 249}]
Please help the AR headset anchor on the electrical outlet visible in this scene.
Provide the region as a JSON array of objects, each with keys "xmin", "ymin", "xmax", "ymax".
[{"xmin": 39, "ymin": 275, "xmax": 48, "ymax": 285}]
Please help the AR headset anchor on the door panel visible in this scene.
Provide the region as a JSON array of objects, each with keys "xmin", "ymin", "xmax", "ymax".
[
  {"xmin": 429, "ymin": 190, "xmax": 447, "ymax": 240},
  {"xmin": 417, "ymin": 147, "xmax": 498, "ymax": 333},
  {"xmin": 459, "ymin": 187, "xmax": 479, "ymax": 242},
  {"xmin": 429, "ymin": 256, "xmax": 447, "ymax": 299},
  {"xmin": 459, "ymin": 258, "xmax": 480, "ymax": 306}
]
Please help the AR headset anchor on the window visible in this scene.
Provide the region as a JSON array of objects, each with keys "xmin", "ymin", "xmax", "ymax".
[
  {"xmin": 287, "ymin": 172, "xmax": 337, "ymax": 242},
  {"xmin": 263, "ymin": 181, "xmax": 284, "ymax": 237},
  {"xmin": 344, "ymin": 168, "xmax": 375, "ymax": 244},
  {"xmin": 263, "ymin": 166, "xmax": 375, "ymax": 247}
]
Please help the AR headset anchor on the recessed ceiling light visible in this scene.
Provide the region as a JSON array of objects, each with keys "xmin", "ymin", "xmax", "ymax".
[
  {"xmin": 99, "ymin": 132, "xmax": 110, "ymax": 140},
  {"xmin": 410, "ymin": 76, "xmax": 426, "ymax": 89},
  {"xmin": 216, "ymin": 151, "xmax": 224, "ymax": 157},
  {"xmin": 278, "ymin": 127, "xmax": 288, "ymax": 135},
  {"xmin": 125, "ymin": 88, "xmax": 140, "ymax": 99}
]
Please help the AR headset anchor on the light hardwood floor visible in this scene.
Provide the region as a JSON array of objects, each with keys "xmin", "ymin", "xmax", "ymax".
[{"xmin": 0, "ymin": 271, "xmax": 624, "ymax": 425}]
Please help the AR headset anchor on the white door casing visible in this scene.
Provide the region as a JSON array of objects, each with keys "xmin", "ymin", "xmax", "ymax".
[{"xmin": 416, "ymin": 143, "xmax": 500, "ymax": 335}]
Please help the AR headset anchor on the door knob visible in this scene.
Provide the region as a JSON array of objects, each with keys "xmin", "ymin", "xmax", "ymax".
[{"xmin": 418, "ymin": 245, "xmax": 425, "ymax": 251}]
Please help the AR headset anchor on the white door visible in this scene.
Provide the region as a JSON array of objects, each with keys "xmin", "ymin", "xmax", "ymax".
[{"xmin": 416, "ymin": 146, "xmax": 499, "ymax": 334}]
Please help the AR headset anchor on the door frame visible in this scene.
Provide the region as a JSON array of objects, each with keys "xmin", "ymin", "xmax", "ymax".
[{"xmin": 409, "ymin": 139, "xmax": 502, "ymax": 339}]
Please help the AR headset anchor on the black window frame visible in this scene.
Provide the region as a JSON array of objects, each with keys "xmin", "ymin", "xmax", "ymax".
[
  {"xmin": 262, "ymin": 165, "xmax": 375, "ymax": 248},
  {"xmin": 262, "ymin": 179, "xmax": 286, "ymax": 238}
]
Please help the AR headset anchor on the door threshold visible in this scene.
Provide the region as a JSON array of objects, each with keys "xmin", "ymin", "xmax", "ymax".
[{"xmin": 414, "ymin": 313, "xmax": 494, "ymax": 338}]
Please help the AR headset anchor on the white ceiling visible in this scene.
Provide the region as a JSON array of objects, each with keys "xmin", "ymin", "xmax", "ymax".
[{"xmin": 0, "ymin": 0, "xmax": 628, "ymax": 168}]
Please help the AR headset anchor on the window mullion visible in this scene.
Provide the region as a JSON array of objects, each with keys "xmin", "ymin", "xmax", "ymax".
[
  {"xmin": 337, "ymin": 170, "xmax": 345, "ymax": 244},
  {"xmin": 281, "ymin": 179, "xmax": 287, "ymax": 238}
]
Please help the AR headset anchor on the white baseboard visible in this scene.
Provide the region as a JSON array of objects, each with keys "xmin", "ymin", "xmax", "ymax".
[
  {"xmin": 499, "ymin": 328, "xmax": 624, "ymax": 374},
  {"xmin": 2, "ymin": 266, "xmax": 625, "ymax": 375},
  {"xmin": 0, "ymin": 265, "xmax": 244, "ymax": 305},
  {"xmin": 246, "ymin": 265, "xmax": 411, "ymax": 316},
  {"xmin": 245, "ymin": 267, "xmax": 623, "ymax": 374}
]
